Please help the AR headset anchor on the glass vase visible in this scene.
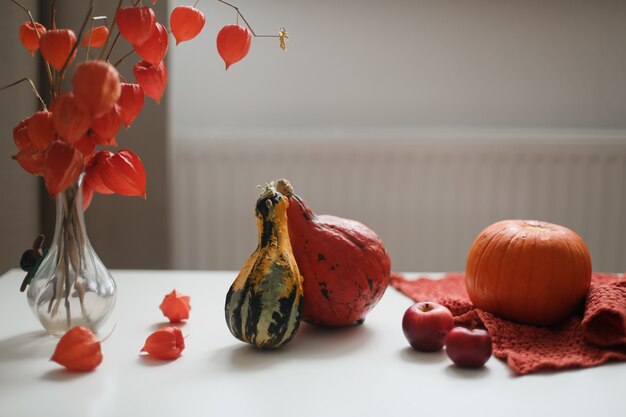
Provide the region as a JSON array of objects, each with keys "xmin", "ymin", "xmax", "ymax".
[{"xmin": 26, "ymin": 174, "xmax": 116, "ymax": 336}]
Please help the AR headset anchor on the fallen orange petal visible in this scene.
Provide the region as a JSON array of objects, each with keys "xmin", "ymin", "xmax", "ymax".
[
  {"xmin": 159, "ymin": 289, "xmax": 191, "ymax": 323},
  {"xmin": 51, "ymin": 326, "xmax": 103, "ymax": 372},
  {"xmin": 140, "ymin": 326, "xmax": 185, "ymax": 360}
]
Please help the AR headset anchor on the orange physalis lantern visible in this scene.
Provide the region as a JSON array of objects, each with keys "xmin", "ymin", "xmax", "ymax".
[
  {"xmin": 82, "ymin": 178, "xmax": 95, "ymax": 211},
  {"xmin": 19, "ymin": 21, "xmax": 46, "ymax": 55},
  {"xmin": 101, "ymin": 149, "xmax": 147, "ymax": 198},
  {"xmin": 133, "ymin": 22, "xmax": 168, "ymax": 66},
  {"xmin": 26, "ymin": 111, "xmax": 56, "ymax": 151},
  {"xmin": 140, "ymin": 326, "xmax": 185, "ymax": 360},
  {"xmin": 216, "ymin": 24, "xmax": 252, "ymax": 70},
  {"xmin": 43, "ymin": 141, "xmax": 84, "ymax": 196},
  {"xmin": 39, "ymin": 29, "xmax": 77, "ymax": 71},
  {"xmin": 72, "ymin": 61, "xmax": 121, "ymax": 119},
  {"xmin": 13, "ymin": 119, "xmax": 31, "ymax": 149},
  {"xmin": 170, "ymin": 6, "xmax": 205, "ymax": 45},
  {"xmin": 133, "ymin": 60, "xmax": 167, "ymax": 103},
  {"xmin": 74, "ymin": 132, "xmax": 96, "ymax": 164},
  {"xmin": 81, "ymin": 26, "xmax": 109, "ymax": 48},
  {"xmin": 51, "ymin": 327, "xmax": 103, "ymax": 372},
  {"xmin": 117, "ymin": 83, "xmax": 144, "ymax": 128},
  {"xmin": 116, "ymin": 6, "xmax": 156, "ymax": 46},
  {"xmin": 159, "ymin": 289, "xmax": 191, "ymax": 323},
  {"xmin": 90, "ymin": 104, "xmax": 123, "ymax": 145},
  {"xmin": 51, "ymin": 92, "xmax": 91, "ymax": 144},
  {"xmin": 12, "ymin": 145, "xmax": 44, "ymax": 175},
  {"xmin": 84, "ymin": 151, "xmax": 114, "ymax": 195}
]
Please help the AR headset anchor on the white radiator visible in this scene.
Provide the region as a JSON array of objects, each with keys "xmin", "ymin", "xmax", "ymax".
[{"xmin": 172, "ymin": 130, "xmax": 626, "ymax": 273}]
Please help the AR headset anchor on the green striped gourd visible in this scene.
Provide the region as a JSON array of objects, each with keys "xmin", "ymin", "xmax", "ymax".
[{"xmin": 225, "ymin": 184, "xmax": 304, "ymax": 349}]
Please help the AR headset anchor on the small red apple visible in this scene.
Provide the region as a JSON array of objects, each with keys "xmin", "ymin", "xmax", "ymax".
[
  {"xmin": 402, "ymin": 301, "xmax": 454, "ymax": 351},
  {"xmin": 445, "ymin": 326, "xmax": 492, "ymax": 368}
]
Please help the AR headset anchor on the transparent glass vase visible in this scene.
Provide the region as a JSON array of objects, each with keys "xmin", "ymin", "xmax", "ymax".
[{"xmin": 27, "ymin": 174, "xmax": 116, "ymax": 336}]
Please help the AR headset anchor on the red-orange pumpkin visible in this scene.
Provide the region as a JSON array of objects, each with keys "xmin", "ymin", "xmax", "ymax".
[
  {"xmin": 275, "ymin": 179, "xmax": 391, "ymax": 327},
  {"xmin": 465, "ymin": 220, "xmax": 592, "ymax": 326}
]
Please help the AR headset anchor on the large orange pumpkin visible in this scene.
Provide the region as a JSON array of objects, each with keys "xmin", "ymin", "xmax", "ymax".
[{"xmin": 465, "ymin": 220, "xmax": 591, "ymax": 326}]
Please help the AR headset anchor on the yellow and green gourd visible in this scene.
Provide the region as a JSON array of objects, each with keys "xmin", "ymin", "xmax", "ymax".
[{"xmin": 225, "ymin": 184, "xmax": 304, "ymax": 349}]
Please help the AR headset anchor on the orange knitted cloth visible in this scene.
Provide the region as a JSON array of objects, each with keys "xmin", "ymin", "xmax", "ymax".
[{"xmin": 391, "ymin": 272, "xmax": 626, "ymax": 375}]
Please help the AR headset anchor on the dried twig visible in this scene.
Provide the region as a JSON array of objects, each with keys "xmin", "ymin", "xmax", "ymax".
[
  {"xmin": 9, "ymin": 0, "xmax": 55, "ymax": 96},
  {"xmin": 99, "ymin": 0, "xmax": 124, "ymax": 60},
  {"xmin": 85, "ymin": 16, "xmax": 108, "ymax": 61},
  {"xmin": 0, "ymin": 78, "xmax": 47, "ymax": 110},
  {"xmin": 56, "ymin": 0, "xmax": 94, "ymax": 93},
  {"xmin": 217, "ymin": 0, "xmax": 280, "ymax": 38}
]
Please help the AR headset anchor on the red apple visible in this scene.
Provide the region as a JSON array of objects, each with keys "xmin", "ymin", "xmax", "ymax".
[
  {"xmin": 445, "ymin": 326, "xmax": 492, "ymax": 368},
  {"xmin": 402, "ymin": 301, "xmax": 454, "ymax": 351}
]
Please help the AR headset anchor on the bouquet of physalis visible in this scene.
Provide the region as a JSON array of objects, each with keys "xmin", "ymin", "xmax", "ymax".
[
  {"xmin": 6, "ymin": 0, "xmax": 287, "ymax": 208},
  {"xmin": 3, "ymin": 0, "xmax": 286, "ymax": 335}
]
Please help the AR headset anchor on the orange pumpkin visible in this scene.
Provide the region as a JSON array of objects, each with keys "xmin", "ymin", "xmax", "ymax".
[
  {"xmin": 465, "ymin": 220, "xmax": 592, "ymax": 326},
  {"xmin": 275, "ymin": 179, "xmax": 391, "ymax": 327}
]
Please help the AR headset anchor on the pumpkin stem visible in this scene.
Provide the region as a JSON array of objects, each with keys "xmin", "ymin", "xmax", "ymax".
[{"xmin": 276, "ymin": 179, "xmax": 293, "ymax": 197}]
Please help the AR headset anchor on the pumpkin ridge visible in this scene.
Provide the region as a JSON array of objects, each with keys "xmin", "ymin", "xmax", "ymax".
[
  {"xmin": 520, "ymin": 233, "xmax": 538, "ymax": 322},
  {"xmin": 561, "ymin": 235, "xmax": 577, "ymax": 318},
  {"xmin": 471, "ymin": 226, "xmax": 511, "ymax": 304},
  {"xmin": 567, "ymin": 235, "xmax": 592, "ymax": 307},
  {"xmin": 492, "ymin": 229, "xmax": 519, "ymax": 316}
]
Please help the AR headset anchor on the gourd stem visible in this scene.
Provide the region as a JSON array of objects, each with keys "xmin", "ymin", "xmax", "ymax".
[{"xmin": 275, "ymin": 179, "xmax": 293, "ymax": 197}]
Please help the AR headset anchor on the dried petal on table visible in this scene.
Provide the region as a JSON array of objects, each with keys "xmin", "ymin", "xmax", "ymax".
[
  {"xmin": 160, "ymin": 289, "xmax": 191, "ymax": 323},
  {"xmin": 141, "ymin": 326, "xmax": 185, "ymax": 360},
  {"xmin": 51, "ymin": 326, "xmax": 103, "ymax": 372}
]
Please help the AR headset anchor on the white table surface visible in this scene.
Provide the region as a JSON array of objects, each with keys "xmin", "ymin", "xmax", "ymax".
[{"xmin": 0, "ymin": 269, "xmax": 624, "ymax": 417}]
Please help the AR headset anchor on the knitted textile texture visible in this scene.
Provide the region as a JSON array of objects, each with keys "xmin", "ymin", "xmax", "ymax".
[{"xmin": 391, "ymin": 272, "xmax": 626, "ymax": 375}]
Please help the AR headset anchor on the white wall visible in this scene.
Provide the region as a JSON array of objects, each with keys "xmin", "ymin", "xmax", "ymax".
[
  {"xmin": 170, "ymin": 0, "xmax": 626, "ymax": 137},
  {"xmin": 169, "ymin": 0, "xmax": 626, "ymax": 273}
]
